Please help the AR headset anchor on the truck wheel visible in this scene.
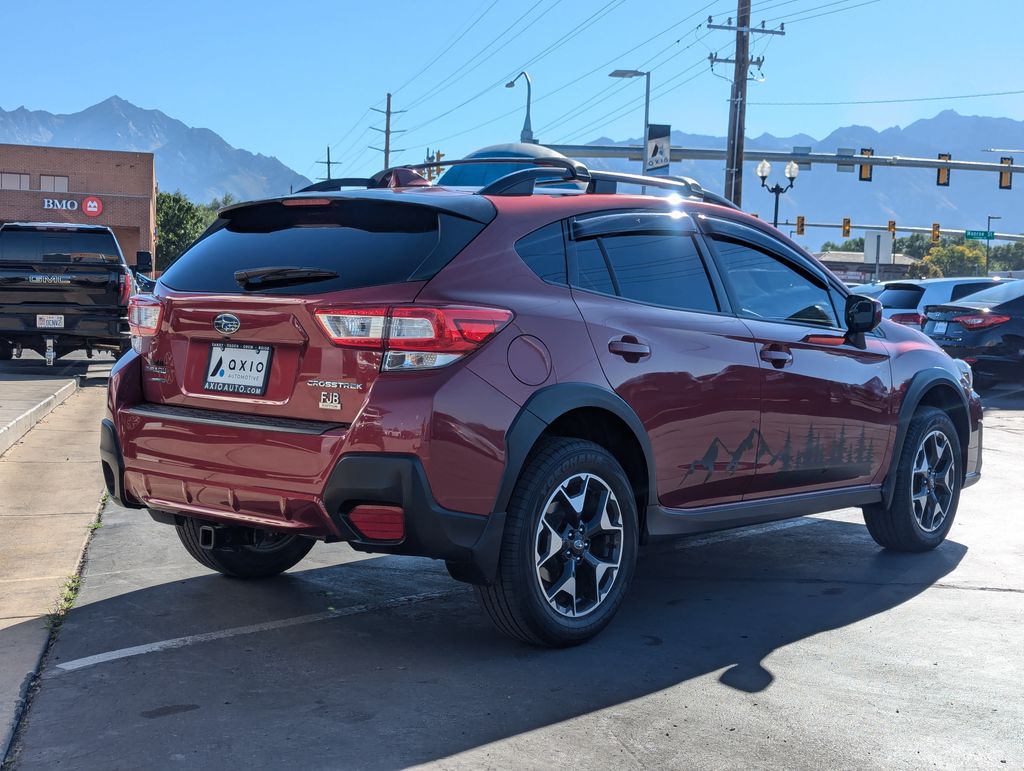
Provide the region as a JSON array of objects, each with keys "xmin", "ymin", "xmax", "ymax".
[
  {"xmin": 863, "ymin": 407, "xmax": 962, "ymax": 552},
  {"xmin": 0, "ymin": 343, "xmax": 11, "ymax": 361},
  {"xmin": 475, "ymin": 437, "xmax": 638, "ymax": 647},
  {"xmin": 176, "ymin": 518, "xmax": 315, "ymax": 578}
]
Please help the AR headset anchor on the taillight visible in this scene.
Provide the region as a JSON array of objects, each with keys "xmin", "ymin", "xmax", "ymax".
[
  {"xmin": 128, "ymin": 295, "xmax": 163, "ymax": 336},
  {"xmin": 118, "ymin": 273, "xmax": 131, "ymax": 305},
  {"xmin": 952, "ymin": 313, "xmax": 1010, "ymax": 330},
  {"xmin": 314, "ymin": 308, "xmax": 387, "ymax": 349},
  {"xmin": 314, "ymin": 305, "xmax": 513, "ymax": 370},
  {"xmin": 891, "ymin": 312, "xmax": 925, "ymax": 328}
]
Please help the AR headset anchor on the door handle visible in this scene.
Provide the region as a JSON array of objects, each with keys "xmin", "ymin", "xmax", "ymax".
[
  {"xmin": 759, "ymin": 346, "xmax": 793, "ymax": 368},
  {"xmin": 608, "ymin": 336, "xmax": 651, "ymax": 360}
]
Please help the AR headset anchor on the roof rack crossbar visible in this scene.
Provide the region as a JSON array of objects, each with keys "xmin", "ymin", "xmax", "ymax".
[
  {"xmin": 478, "ymin": 167, "xmax": 576, "ymax": 196},
  {"xmin": 585, "ymin": 171, "xmax": 702, "ymax": 198}
]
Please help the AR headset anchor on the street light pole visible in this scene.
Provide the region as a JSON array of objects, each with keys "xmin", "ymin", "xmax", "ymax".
[
  {"xmin": 609, "ymin": 69, "xmax": 650, "ymax": 175},
  {"xmin": 505, "ymin": 71, "xmax": 535, "ymax": 144},
  {"xmin": 986, "ymin": 214, "xmax": 1001, "ymax": 276},
  {"xmin": 756, "ymin": 160, "xmax": 799, "ymax": 228}
]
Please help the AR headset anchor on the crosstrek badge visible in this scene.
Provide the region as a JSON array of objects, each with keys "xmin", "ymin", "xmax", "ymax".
[{"xmin": 82, "ymin": 196, "xmax": 103, "ymax": 217}]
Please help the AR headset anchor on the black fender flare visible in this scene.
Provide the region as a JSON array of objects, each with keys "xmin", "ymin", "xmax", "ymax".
[
  {"xmin": 882, "ymin": 368, "xmax": 969, "ymax": 508},
  {"xmin": 492, "ymin": 382, "xmax": 657, "ymax": 516}
]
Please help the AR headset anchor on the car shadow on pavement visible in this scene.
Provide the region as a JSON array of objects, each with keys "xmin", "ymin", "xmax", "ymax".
[{"xmin": 8, "ymin": 518, "xmax": 966, "ymax": 770}]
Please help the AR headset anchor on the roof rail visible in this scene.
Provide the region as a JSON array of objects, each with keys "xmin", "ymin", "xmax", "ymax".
[{"xmin": 293, "ymin": 155, "xmax": 737, "ymax": 209}]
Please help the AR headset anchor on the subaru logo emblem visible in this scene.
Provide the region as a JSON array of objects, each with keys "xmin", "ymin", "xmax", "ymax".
[{"xmin": 213, "ymin": 313, "xmax": 241, "ymax": 335}]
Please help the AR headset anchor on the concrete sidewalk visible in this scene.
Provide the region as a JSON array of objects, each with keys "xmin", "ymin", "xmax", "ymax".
[
  {"xmin": 0, "ymin": 385, "xmax": 106, "ymax": 761},
  {"xmin": 0, "ymin": 375, "xmax": 79, "ymax": 458}
]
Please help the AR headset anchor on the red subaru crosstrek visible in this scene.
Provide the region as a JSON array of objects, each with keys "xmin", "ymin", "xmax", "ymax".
[{"xmin": 102, "ymin": 159, "xmax": 982, "ymax": 646}]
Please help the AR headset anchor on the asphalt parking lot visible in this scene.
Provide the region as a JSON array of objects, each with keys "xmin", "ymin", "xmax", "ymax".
[{"xmin": 3, "ymin": 377, "xmax": 1023, "ymax": 770}]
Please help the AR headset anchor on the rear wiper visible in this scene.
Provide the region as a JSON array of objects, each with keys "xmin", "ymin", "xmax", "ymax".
[{"xmin": 233, "ymin": 266, "xmax": 339, "ymax": 289}]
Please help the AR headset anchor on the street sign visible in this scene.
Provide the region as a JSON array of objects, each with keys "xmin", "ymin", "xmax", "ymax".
[
  {"xmin": 645, "ymin": 124, "xmax": 670, "ymax": 175},
  {"xmin": 965, "ymin": 230, "xmax": 995, "ymax": 240}
]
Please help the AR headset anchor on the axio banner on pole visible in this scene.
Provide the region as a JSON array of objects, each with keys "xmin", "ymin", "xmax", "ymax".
[{"xmin": 645, "ymin": 124, "xmax": 670, "ymax": 175}]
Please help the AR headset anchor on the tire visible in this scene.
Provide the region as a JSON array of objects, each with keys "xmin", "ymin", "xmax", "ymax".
[
  {"xmin": 176, "ymin": 517, "xmax": 315, "ymax": 578},
  {"xmin": 862, "ymin": 406, "xmax": 962, "ymax": 552},
  {"xmin": 475, "ymin": 437, "xmax": 639, "ymax": 647},
  {"xmin": 0, "ymin": 343, "xmax": 11, "ymax": 361}
]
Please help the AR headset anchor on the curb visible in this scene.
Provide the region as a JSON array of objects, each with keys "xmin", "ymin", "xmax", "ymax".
[{"xmin": 0, "ymin": 379, "xmax": 79, "ymax": 458}]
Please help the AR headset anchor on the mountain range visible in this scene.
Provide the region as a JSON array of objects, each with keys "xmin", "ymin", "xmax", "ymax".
[
  {"xmin": 578, "ymin": 110, "xmax": 1024, "ymax": 242},
  {"xmin": 0, "ymin": 96, "xmax": 310, "ymax": 202},
  {"xmin": 1, "ymin": 98, "xmax": 1020, "ymax": 244}
]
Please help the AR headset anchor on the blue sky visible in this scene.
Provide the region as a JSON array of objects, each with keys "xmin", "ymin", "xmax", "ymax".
[{"xmin": 3, "ymin": 0, "xmax": 1021, "ymax": 178}]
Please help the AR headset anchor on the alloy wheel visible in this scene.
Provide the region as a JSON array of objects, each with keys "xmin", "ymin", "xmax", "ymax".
[
  {"xmin": 911, "ymin": 429, "xmax": 956, "ymax": 533},
  {"xmin": 533, "ymin": 473, "xmax": 624, "ymax": 618}
]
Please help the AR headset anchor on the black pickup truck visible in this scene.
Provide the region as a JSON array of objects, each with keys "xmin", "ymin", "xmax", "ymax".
[{"xmin": 0, "ymin": 222, "xmax": 152, "ymax": 365}]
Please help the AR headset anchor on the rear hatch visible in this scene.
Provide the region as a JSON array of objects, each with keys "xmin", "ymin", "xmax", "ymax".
[
  {"xmin": 874, "ymin": 282, "xmax": 925, "ymax": 326},
  {"xmin": 0, "ymin": 227, "xmax": 126, "ymax": 309},
  {"xmin": 923, "ymin": 280, "xmax": 1024, "ymax": 342},
  {"xmin": 922, "ymin": 301, "xmax": 987, "ymax": 342},
  {"xmin": 141, "ymin": 194, "xmax": 492, "ymax": 424}
]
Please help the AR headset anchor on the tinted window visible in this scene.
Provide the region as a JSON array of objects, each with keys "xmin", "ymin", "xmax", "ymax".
[
  {"xmin": 711, "ymin": 238, "xmax": 838, "ymax": 327},
  {"xmin": 160, "ymin": 201, "xmax": 484, "ymax": 295},
  {"xmin": 0, "ymin": 230, "xmax": 121, "ymax": 263},
  {"xmin": 574, "ymin": 233, "xmax": 718, "ymax": 312},
  {"xmin": 950, "ymin": 281, "xmax": 1000, "ymax": 301},
  {"xmin": 876, "ymin": 284, "xmax": 924, "ymax": 309},
  {"xmin": 953, "ymin": 279, "xmax": 1024, "ymax": 307},
  {"xmin": 515, "ymin": 223, "xmax": 566, "ymax": 284}
]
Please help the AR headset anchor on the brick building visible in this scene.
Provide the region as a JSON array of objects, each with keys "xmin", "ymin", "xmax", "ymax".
[{"xmin": 0, "ymin": 143, "xmax": 156, "ymax": 265}]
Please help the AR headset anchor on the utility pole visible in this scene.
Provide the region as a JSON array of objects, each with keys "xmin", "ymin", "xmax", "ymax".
[
  {"xmin": 316, "ymin": 145, "xmax": 338, "ymax": 180},
  {"xmin": 370, "ymin": 93, "xmax": 406, "ymax": 169},
  {"xmin": 709, "ymin": 5, "xmax": 784, "ymax": 206}
]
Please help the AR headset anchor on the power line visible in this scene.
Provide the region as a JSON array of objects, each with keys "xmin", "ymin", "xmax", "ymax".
[
  {"xmin": 750, "ymin": 88, "xmax": 1024, "ymax": 106},
  {"xmin": 772, "ymin": 0, "xmax": 882, "ymax": 24},
  {"xmin": 392, "ymin": 0, "xmax": 500, "ymax": 95},
  {"xmin": 417, "ymin": 0, "xmax": 723, "ymax": 148}
]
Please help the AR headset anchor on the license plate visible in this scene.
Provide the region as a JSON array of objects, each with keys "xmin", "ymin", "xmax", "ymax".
[
  {"xmin": 204, "ymin": 343, "xmax": 272, "ymax": 395},
  {"xmin": 933, "ymin": 321, "xmax": 948, "ymax": 335},
  {"xmin": 36, "ymin": 314, "xmax": 64, "ymax": 329}
]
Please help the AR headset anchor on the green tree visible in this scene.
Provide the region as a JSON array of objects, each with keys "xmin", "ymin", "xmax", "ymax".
[
  {"xmin": 820, "ymin": 237, "xmax": 864, "ymax": 252},
  {"xmin": 894, "ymin": 233, "xmax": 931, "ymax": 259},
  {"xmin": 156, "ymin": 191, "xmax": 207, "ymax": 271},
  {"xmin": 200, "ymin": 193, "xmax": 238, "ymax": 230},
  {"xmin": 990, "ymin": 241, "xmax": 1024, "ymax": 271},
  {"xmin": 924, "ymin": 241, "xmax": 986, "ymax": 277},
  {"xmin": 906, "ymin": 259, "xmax": 944, "ymax": 279}
]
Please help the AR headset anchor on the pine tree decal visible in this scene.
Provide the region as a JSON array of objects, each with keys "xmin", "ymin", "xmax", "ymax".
[{"xmin": 855, "ymin": 427, "xmax": 867, "ymax": 464}]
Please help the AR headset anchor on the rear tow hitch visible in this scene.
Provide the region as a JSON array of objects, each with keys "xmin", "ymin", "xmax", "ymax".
[
  {"xmin": 198, "ymin": 523, "xmax": 255, "ymax": 551},
  {"xmin": 44, "ymin": 337, "xmax": 56, "ymax": 366}
]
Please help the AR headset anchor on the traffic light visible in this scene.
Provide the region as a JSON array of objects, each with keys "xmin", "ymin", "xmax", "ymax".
[
  {"xmin": 796, "ymin": 215, "xmax": 805, "ymax": 236},
  {"xmin": 423, "ymin": 148, "xmax": 436, "ymax": 181},
  {"xmin": 931, "ymin": 223, "xmax": 941, "ymax": 243},
  {"xmin": 936, "ymin": 153, "xmax": 951, "ymax": 186},
  {"xmin": 858, "ymin": 148, "xmax": 873, "ymax": 182},
  {"xmin": 999, "ymin": 156, "xmax": 1013, "ymax": 190},
  {"xmin": 888, "ymin": 220, "xmax": 896, "ymax": 236},
  {"xmin": 841, "ymin": 217, "xmax": 851, "ymax": 238},
  {"xmin": 434, "ymin": 149, "xmax": 445, "ymax": 174}
]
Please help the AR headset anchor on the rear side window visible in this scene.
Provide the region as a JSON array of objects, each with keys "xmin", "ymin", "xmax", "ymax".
[
  {"xmin": 954, "ymin": 279, "xmax": 1024, "ymax": 307},
  {"xmin": 515, "ymin": 223, "xmax": 566, "ymax": 285},
  {"xmin": 950, "ymin": 281, "xmax": 1000, "ymax": 301},
  {"xmin": 573, "ymin": 233, "xmax": 718, "ymax": 312},
  {"xmin": 876, "ymin": 284, "xmax": 925, "ymax": 309},
  {"xmin": 0, "ymin": 230, "xmax": 121, "ymax": 263},
  {"xmin": 160, "ymin": 200, "xmax": 485, "ymax": 295}
]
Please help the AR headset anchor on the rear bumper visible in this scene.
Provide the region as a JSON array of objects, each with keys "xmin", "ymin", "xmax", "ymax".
[{"xmin": 0, "ymin": 306, "xmax": 127, "ymax": 344}]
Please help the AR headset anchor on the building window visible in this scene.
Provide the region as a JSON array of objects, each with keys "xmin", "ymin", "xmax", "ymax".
[
  {"xmin": 0, "ymin": 172, "xmax": 30, "ymax": 191},
  {"xmin": 40, "ymin": 175, "xmax": 69, "ymax": 193}
]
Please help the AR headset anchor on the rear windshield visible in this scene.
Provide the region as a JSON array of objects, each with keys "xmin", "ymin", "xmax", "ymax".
[
  {"xmin": 875, "ymin": 284, "xmax": 924, "ymax": 309},
  {"xmin": 0, "ymin": 230, "xmax": 121, "ymax": 263},
  {"xmin": 953, "ymin": 279, "xmax": 1024, "ymax": 307},
  {"xmin": 159, "ymin": 200, "xmax": 486, "ymax": 295}
]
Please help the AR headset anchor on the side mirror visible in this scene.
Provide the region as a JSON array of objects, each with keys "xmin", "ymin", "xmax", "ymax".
[
  {"xmin": 134, "ymin": 250, "xmax": 153, "ymax": 274},
  {"xmin": 845, "ymin": 294, "xmax": 882, "ymax": 334}
]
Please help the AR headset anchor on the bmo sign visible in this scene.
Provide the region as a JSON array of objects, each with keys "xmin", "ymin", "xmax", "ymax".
[{"xmin": 42, "ymin": 195, "xmax": 104, "ymax": 217}]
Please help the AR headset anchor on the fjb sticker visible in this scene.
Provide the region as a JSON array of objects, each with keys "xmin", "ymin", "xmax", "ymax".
[{"xmin": 82, "ymin": 196, "xmax": 103, "ymax": 217}]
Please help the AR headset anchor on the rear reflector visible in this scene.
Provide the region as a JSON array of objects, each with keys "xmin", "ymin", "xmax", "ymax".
[
  {"xmin": 348, "ymin": 505, "xmax": 405, "ymax": 541},
  {"xmin": 952, "ymin": 313, "xmax": 1010, "ymax": 330},
  {"xmin": 128, "ymin": 295, "xmax": 163, "ymax": 336},
  {"xmin": 315, "ymin": 304, "xmax": 513, "ymax": 370}
]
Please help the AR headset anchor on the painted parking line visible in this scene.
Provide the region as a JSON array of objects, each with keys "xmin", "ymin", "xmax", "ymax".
[
  {"xmin": 51, "ymin": 588, "xmax": 458, "ymax": 675},
  {"xmin": 53, "ymin": 514, "xmax": 856, "ymax": 675}
]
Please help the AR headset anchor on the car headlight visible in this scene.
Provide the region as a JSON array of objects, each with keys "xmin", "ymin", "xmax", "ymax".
[{"xmin": 953, "ymin": 358, "xmax": 973, "ymax": 391}]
